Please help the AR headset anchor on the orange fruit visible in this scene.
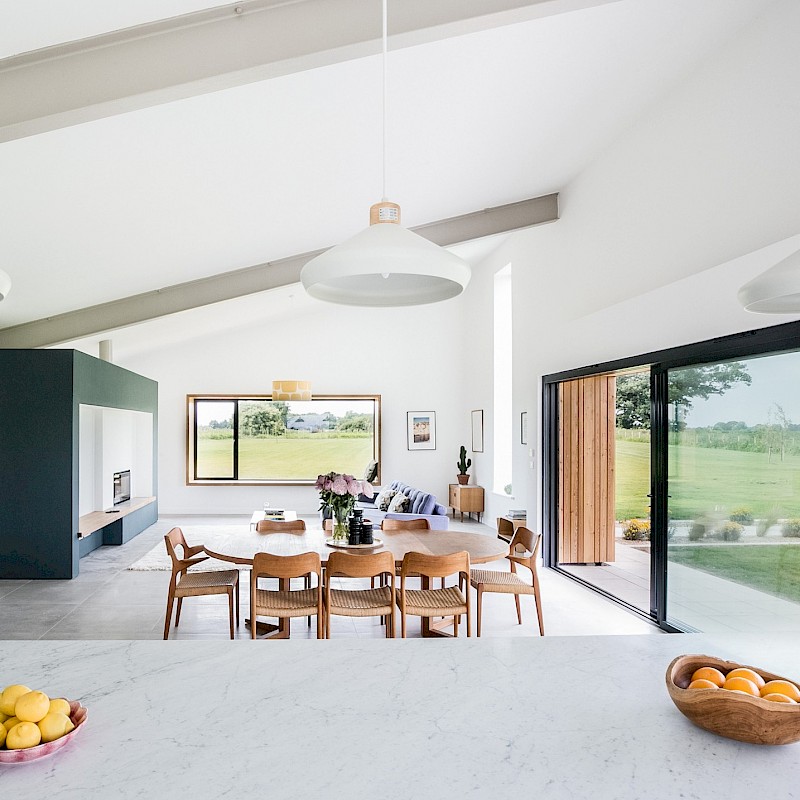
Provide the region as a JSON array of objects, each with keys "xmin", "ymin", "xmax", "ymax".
[
  {"xmin": 762, "ymin": 693, "xmax": 797, "ymax": 704},
  {"xmin": 722, "ymin": 676, "xmax": 760, "ymax": 696},
  {"xmin": 688, "ymin": 679, "xmax": 719, "ymax": 690},
  {"xmin": 760, "ymin": 680, "xmax": 800, "ymax": 702},
  {"xmin": 726, "ymin": 667, "xmax": 765, "ymax": 689},
  {"xmin": 690, "ymin": 667, "xmax": 725, "ymax": 687}
]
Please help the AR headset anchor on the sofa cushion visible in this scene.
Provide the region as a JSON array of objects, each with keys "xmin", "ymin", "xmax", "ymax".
[
  {"xmin": 374, "ymin": 486, "xmax": 397, "ymax": 511},
  {"xmin": 387, "ymin": 492, "xmax": 410, "ymax": 513}
]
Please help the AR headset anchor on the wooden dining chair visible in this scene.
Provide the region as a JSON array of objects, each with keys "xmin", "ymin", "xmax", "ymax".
[
  {"xmin": 379, "ymin": 518, "xmax": 439, "ymax": 585},
  {"xmin": 380, "ymin": 518, "xmax": 430, "ymax": 531},
  {"xmin": 396, "ymin": 551, "xmax": 471, "ymax": 638},
  {"xmin": 324, "ymin": 551, "xmax": 396, "ymax": 638},
  {"xmin": 163, "ymin": 527, "xmax": 240, "ymax": 640},
  {"xmin": 255, "ymin": 519, "xmax": 306, "ymax": 533},
  {"xmin": 255, "ymin": 517, "xmax": 311, "ymax": 622},
  {"xmin": 250, "ymin": 552, "xmax": 323, "ymax": 639},
  {"xmin": 469, "ymin": 526, "xmax": 544, "ymax": 637}
]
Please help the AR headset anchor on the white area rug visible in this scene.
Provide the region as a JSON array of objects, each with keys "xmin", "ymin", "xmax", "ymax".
[{"xmin": 128, "ymin": 526, "xmax": 253, "ymax": 572}]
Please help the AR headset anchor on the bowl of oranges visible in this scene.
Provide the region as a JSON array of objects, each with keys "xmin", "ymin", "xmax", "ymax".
[
  {"xmin": 0, "ymin": 683, "xmax": 87, "ymax": 764},
  {"xmin": 666, "ymin": 654, "xmax": 800, "ymax": 745}
]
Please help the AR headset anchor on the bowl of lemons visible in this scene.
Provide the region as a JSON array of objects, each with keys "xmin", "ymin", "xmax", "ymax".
[
  {"xmin": 666, "ymin": 654, "xmax": 800, "ymax": 745},
  {"xmin": 0, "ymin": 683, "xmax": 87, "ymax": 764}
]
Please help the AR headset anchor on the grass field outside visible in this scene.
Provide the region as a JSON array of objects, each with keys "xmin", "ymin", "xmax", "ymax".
[
  {"xmin": 616, "ymin": 437, "xmax": 800, "ymax": 521},
  {"xmin": 196, "ymin": 436, "xmax": 373, "ymax": 480},
  {"xmin": 668, "ymin": 544, "xmax": 800, "ymax": 604}
]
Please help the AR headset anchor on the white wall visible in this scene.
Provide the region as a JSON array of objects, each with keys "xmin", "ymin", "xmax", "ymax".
[
  {"xmin": 466, "ymin": 0, "xmax": 800, "ymax": 529},
  {"xmin": 121, "ymin": 296, "xmax": 470, "ymax": 515}
]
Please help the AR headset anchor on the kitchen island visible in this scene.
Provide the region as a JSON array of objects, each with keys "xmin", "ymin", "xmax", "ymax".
[{"xmin": 1, "ymin": 634, "xmax": 798, "ymax": 798}]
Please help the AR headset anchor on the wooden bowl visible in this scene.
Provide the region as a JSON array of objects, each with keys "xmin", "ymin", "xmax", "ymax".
[
  {"xmin": 666, "ymin": 654, "xmax": 800, "ymax": 745},
  {"xmin": 0, "ymin": 700, "xmax": 87, "ymax": 765}
]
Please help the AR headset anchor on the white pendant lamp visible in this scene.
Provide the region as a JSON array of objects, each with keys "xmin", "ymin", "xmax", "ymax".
[
  {"xmin": 0, "ymin": 269, "xmax": 11, "ymax": 301},
  {"xmin": 300, "ymin": 0, "xmax": 471, "ymax": 307},
  {"xmin": 738, "ymin": 248, "xmax": 800, "ymax": 313}
]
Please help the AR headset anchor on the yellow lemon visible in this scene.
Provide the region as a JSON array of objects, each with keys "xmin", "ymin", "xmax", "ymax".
[
  {"xmin": 6, "ymin": 721, "xmax": 42, "ymax": 750},
  {"xmin": 15, "ymin": 691, "xmax": 50, "ymax": 723},
  {"xmin": 37, "ymin": 711, "xmax": 75, "ymax": 743},
  {"xmin": 0, "ymin": 711, "xmax": 8, "ymax": 724},
  {"xmin": 49, "ymin": 698, "xmax": 71, "ymax": 717},
  {"xmin": 0, "ymin": 685, "xmax": 31, "ymax": 716},
  {"xmin": 0, "ymin": 724, "xmax": 6, "ymax": 747},
  {"xmin": 3, "ymin": 716, "xmax": 20, "ymax": 731}
]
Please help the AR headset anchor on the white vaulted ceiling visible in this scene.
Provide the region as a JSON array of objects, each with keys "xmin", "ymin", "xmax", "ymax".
[{"xmin": 0, "ymin": 0, "xmax": 776, "ymax": 341}]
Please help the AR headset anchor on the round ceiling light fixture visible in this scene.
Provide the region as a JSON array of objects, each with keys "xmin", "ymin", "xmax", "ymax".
[
  {"xmin": 0, "ymin": 269, "xmax": 11, "ymax": 301},
  {"xmin": 738, "ymin": 248, "xmax": 800, "ymax": 313},
  {"xmin": 300, "ymin": 1, "xmax": 471, "ymax": 307}
]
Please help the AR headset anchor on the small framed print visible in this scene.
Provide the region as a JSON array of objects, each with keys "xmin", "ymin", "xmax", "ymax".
[
  {"xmin": 407, "ymin": 411, "xmax": 436, "ymax": 450},
  {"xmin": 521, "ymin": 411, "xmax": 528, "ymax": 445},
  {"xmin": 471, "ymin": 409, "xmax": 484, "ymax": 453}
]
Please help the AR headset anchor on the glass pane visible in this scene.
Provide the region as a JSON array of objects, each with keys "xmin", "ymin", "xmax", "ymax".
[
  {"xmin": 667, "ymin": 353, "xmax": 800, "ymax": 632},
  {"xmin": 238, "ymin": 399, "xmax": 376, "ymax": 481},
  {"xmin": 195, "ymin": 400, "xmax": 234, "ymax": 478}
]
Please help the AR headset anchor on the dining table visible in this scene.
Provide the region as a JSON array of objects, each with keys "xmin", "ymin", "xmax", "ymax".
[{"xmin": 202, "ymin": 525, "xmax": 509, "ymax": 638}]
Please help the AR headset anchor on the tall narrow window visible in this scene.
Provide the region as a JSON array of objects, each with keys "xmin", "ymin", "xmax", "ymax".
[{"xmin": 494, "ymin": 264, "xmax": 513, "ymax": 495}]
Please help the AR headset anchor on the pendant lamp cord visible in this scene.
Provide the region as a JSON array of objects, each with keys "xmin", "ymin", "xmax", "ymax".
[{"xmin": 381, "ymin": 0, "xmax": 388, "ymax": 202}]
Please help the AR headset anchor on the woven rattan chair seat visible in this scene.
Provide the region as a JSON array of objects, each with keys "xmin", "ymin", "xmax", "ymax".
[
  {"xmin": 253, "ymin": 587, "xmax": 318, "ymax": 617},
  {"xmin": 175, "ymin": 569, "xmax": 239, "ymax": 597},
  {"xmin": 327, "ymin": 586, "xmax": 393, "ymax": 616},
  {"xmin": 469, "ymin": 568, "xmax": 535, "ymax": 594},
  {"xmin": 396, "ymin": 586, "xmax": 467, "ymax": 617}
]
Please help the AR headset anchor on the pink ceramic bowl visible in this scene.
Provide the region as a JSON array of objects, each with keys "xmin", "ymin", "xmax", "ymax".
[{"xmin": 0, "ymin": 700, "xmax": 87, "ymax": 765}]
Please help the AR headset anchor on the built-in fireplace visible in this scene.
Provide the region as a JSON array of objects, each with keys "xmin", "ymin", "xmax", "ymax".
[{"xmin": 113, "ymin": 470, "xmax": 131, "ymax": 505}]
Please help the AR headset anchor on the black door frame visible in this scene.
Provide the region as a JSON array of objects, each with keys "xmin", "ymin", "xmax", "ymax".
[{"xmin": 542, "ymin": 319, "xmax": 800, "ymax": 632}]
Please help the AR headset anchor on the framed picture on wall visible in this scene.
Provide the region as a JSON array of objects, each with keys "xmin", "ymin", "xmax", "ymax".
[
  {"xmin": 471, "ymin": 409, "xmax": 484, "ymax": 452},
  {"xmin": 521, "ymin": 411, "xmax": 528, "ymax": 445},
  {"xmin": 407, "ymin": 411, "xmax": 436, "ymax": 450}
]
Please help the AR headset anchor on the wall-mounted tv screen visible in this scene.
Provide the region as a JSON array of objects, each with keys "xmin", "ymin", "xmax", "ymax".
[{"xmin": 113, "ymin": 470, "xmax": 131, "ymax": 505}]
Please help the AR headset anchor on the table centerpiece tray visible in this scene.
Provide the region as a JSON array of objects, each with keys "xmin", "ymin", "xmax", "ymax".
[{"xmin": 325, "ymin": 537, "xmax": 383, "ymax": 549}]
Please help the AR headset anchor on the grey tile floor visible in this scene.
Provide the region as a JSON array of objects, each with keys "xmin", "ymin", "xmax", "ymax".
[{"xmin": 0, "ymin": 515, "xmax": 659, "ymax": 640}]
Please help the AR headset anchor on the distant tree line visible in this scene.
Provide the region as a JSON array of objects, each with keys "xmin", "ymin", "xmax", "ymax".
[{"xmin": 203, "ymin": 402, "xmax": 372, "ymax": 438}]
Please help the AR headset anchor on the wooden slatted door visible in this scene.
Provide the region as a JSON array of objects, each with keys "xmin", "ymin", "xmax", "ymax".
[{"xmin": 558, "ymin": 375, "xmax": 616, "ymax": 565}]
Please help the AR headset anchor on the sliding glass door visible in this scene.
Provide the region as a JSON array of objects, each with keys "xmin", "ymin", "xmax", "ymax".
[
  {"xmin": 666, "ymin": 352, "xmax": 800, "ymax": 632},
  {"xmin": 543, "ymin": 320, "xmax": 800, "ymax": 631}
]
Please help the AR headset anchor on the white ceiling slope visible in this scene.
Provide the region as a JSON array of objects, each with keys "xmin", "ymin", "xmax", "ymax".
[{"xmin": 0, "ymin": 0, "xmax": 774, "ymax": 345}]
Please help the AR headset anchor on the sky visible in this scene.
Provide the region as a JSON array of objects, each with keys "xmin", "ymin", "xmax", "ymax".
[{"xmin": 681, "ymin": 351, "xmax": 800, "ymax": 428}]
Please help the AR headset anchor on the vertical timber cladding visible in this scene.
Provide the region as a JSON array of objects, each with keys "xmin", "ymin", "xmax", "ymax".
[{"xmin": 558, "ymin": 375, "xmax": 616, "ymax": 565}]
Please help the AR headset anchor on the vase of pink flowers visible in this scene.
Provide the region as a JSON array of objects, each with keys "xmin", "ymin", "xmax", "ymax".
[{"xmin": 315, "ymin": 471, "xmax": 373, "ymax": 543}]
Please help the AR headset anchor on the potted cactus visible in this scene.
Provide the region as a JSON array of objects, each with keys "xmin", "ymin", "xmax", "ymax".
[{"xmin": 456, "ymin": 445, "xmax": 471, "ymax": 485}]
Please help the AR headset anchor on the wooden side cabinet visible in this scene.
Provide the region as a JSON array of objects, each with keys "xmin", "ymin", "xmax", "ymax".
[{"xmin": 449, "ymin": 484, "xmax": 485, "ymax": 522}]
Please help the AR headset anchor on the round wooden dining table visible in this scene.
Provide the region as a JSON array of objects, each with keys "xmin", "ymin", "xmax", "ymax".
[
  {"xmin": 202, "ymin": 526, "xmax": 507, "ymax": 567},
  {"xmin": 202, "ymin": 525, "xmax": 508, "ymax": 638}
]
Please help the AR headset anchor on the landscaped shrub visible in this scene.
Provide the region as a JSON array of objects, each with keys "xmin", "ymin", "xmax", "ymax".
[
  {"xmin": 729, "ymin": 507, "xmax": 754, "ymax": 525},
  {"xmin": 688, "ymin": 521, "xmax": 706, "ymax": 542},
  {"xmin": 622, "ymin": 518, "xmax": 650, "ymax": 541},
  {"xmin": 781, "ymin": 519, "xmax": 800, "ymax": 538},
  {"xmin": 717, "ymin": 521, "xmax": 743, "ymax": 542},
  {"xmin": 756, "ymin": 517, "xmax": 778, "ymax": 536}
]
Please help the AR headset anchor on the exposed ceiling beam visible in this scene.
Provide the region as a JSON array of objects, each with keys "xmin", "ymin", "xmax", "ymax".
[
  {"xmin": 0, "ymin": 194, "xmax": 558, "ymax": 348},
  {"xmin": 0, "ymin": 0, "xmax": 619, "ymax": 142}
]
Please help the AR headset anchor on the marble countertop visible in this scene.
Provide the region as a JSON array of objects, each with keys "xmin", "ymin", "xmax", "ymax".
[{"xmin": 1, "ymin": 633, "xmax": 799, "ymax": 798}]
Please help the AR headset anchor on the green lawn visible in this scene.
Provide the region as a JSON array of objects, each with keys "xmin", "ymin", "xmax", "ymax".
[
  {"xmin": 616, "ymin": 438, "xmax": 800, "ymax": 520},
  {"xmin": 197, "ymin": 437, "xmax": 373, "ymax": 480},
  {"xmin": 668, "ymin": 544, "xmax": 800, "ymax": 603}
]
